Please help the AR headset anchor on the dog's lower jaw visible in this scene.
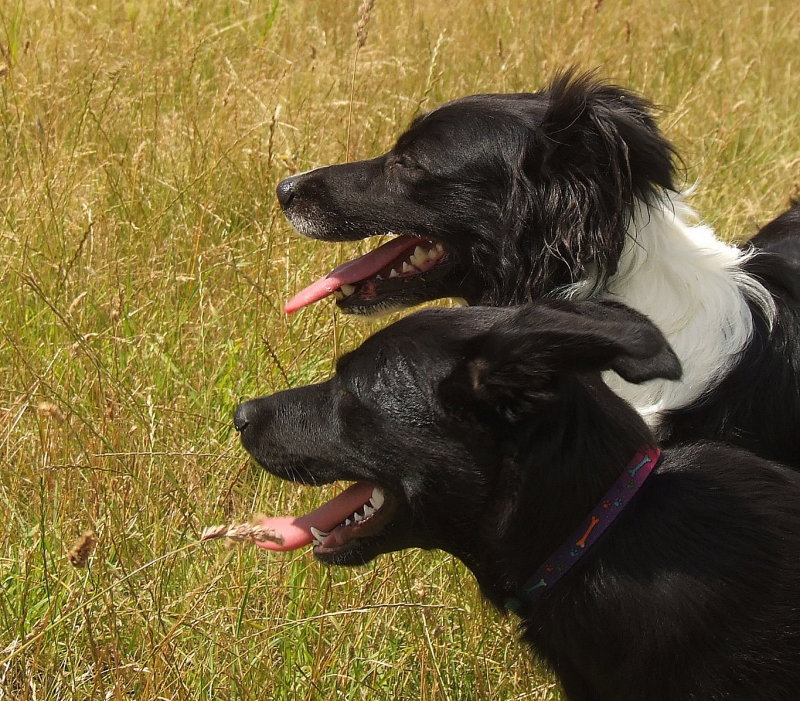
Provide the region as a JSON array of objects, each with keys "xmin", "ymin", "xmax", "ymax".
[
  {"xmin": 336, "ymin": 267, "xmax": 480, "ymax": 316},
  {"xmin": 312, "ymin": 541, "xmax": 380, "ymax": 567},
  {"xmin": 312, "ymin": 526, "xmax": 416, "ymax": 567}
]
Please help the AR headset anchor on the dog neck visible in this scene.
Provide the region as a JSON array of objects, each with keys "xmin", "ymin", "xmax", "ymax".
[
  {"xmin": 564, "ymin": 192, "xmax": 775, "ymax": 433},
  {"xmin": 504, "ymin": 446, "xmax": 661, "ymax": 614},
  {"xmin": 464, "ymin": 378, "xmax": 654, "ymax": 608}
]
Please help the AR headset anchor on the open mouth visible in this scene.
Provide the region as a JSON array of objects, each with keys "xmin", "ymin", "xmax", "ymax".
[
  {"xmin": 251, "ymin": 481, "xmax": 397, "ymax": 560},
  {"xmin": 284, "ymin": 235, "xmax": 451, "ymax": 314}
]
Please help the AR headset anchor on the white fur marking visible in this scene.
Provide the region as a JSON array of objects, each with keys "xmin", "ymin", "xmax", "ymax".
[{"xmin": 565, "ymin": 193, "xmax": 775, "ymax": 433}]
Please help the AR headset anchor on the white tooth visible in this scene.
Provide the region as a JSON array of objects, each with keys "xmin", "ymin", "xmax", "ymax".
[
  {"xmin": 362, "ymin": 504, "xmax": 375, "ymax": 518},
  {"xmin": 370, "ymin": 487, "xmax": 385, "ymax": 510},
  {"xmin": 427, "ymin": 247, "xmax": 440, "ymax": 260},
  {"xmin": 402, "ymin": 262, "xmax": 414, "ymax": 274},
  {"xmin": 353, "ymin": 511, "xmax": 363, "ymax": 522},
  {"xmin": 333, "ymin": 290, "xmax": 345, "ymax": 300},
  {"xmin": 389, "ymin": 268, "xmax": 399, "ymax": 278},
  {"xmin": 340, "ymin": 284, "xmax": 356, "ymax": 296},
  {"xmin": 434, "ymin": 243, "xmax": 444, "ymax": 253},
  {"xmin": 376, "ymin": 274, "xmax": 384, "ymax": 281},
  {"xmin": 310, "ymin": 526, "xmax": 329, "ymax": 542},
  {"xmin": 344, "ymin": 518, "xmax": 352, "ymax": 526},
  {"xmin": 411, "ymin": 246, "xmax": 427, "ymax": 266}
]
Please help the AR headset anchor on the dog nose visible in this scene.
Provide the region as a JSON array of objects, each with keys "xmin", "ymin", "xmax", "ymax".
[
  {"xmin": 276, "ymin": 177, "xmax": 296, "ymax": 209},
  {"xmin": 233, "ymin": 402, "xmax": 251, "ymax": 432}
]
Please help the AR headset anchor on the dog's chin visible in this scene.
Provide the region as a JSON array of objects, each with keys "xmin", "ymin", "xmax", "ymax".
[{"xmin": 312, "ymin": 533, "xmax": 404, "ymax": 566}]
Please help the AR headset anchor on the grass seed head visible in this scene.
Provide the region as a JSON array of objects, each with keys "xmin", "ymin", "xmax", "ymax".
[
  {"xmin": 37, "ymin": 401, "xmax": 66, "ymax": 424},
  {"xmin": 68, "ymin": 531, "xmax": 97, "ymax": 568},
  {"xmin": 201, "ymin": 519, "xmax": 284, "ymax": 547},
  {"xmin": 356, "ymin": 0, "xmax": 376, "ymax": 49}
]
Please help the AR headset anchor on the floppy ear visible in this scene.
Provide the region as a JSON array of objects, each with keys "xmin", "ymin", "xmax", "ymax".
[
  {"xmin": 448, "ymin": 300, "xmax": 681, "ymax": 415},
  {"xmin": 530, "ymin": 70, "xmax": 676, "ymax": 196}
]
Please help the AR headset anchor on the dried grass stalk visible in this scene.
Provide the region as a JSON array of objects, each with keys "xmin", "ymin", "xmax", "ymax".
[
  {"xmin": 200, "ymin": 521, "xmax": 284, "ymax": 547},
  {"xmin": 67, "ymin": 531, "xmax": 96, "ymax": 567}
]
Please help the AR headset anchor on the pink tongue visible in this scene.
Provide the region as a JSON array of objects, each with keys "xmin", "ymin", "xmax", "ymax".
[
  {"xmin": 284, "ymin": 235, "xmax": 425, "ymax": 313},
  {"xmin": 251, "ymin": 482, "xmax": 375, "ymax": 551}
]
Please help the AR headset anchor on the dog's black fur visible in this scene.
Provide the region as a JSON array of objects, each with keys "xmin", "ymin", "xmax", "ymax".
[
  {"xmin": 751, "ymin": 200, "xmax": 800, "ymax": 267},
  {"xmin": 277, "ymin": 72, "xmax": 799, "ymax": 312},
  {"xmin": 235, "ymin": 302, "xmax": 800, "ymax": 700},
  {"xmin": 277, "ymin": 71, "xmax": 678, "ymax": 308},
  {"xmin": 664, "ymin": 251, "xmax": 800, "ymax": 466},
  {"xmin": 276, "ymin": 72, "xmax": 800, "ymax": 468}
]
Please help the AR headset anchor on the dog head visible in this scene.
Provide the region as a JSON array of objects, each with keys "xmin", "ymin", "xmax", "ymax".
[
  {"xmin": 280, "ymin": 71, "xmax": 676, "ymax": 316},
  {"xmin": 234, "ymin": 301, "xmax": 680, "ymax": 569}
]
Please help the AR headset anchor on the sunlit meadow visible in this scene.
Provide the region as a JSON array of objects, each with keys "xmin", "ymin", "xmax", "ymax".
[{"xmin": 1, "ymin": 1, "xmax": 798, "ymax": 698}]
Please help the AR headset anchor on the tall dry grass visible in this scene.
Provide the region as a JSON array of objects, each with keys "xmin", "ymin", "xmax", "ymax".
[{"xmin": 0, "ymin": 0, "xmax": 798, "ymax": 698}]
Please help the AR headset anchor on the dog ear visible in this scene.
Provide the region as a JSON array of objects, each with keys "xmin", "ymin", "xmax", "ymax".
[
  {"xmin": 530, "ymin": 70, "xmax": 676, "ymax": 194},
  {"xmin": 490, "ymin": 70, "xmax": 678, "ymax": 305},
  {"xmin": 449, "ymin": 301, "xmax": 681, "ymax": 415}
]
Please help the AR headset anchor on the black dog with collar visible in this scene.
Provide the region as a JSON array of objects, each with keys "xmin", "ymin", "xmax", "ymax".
[{"xmin": 235, "ymin": 301, "xmax": 800, "ymax": 700}]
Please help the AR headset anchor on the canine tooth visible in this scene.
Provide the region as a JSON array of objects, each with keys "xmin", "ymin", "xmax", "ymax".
[
  {"xmin": 340, "ymin": 284, "xmax": 356, "ymax": 296},
  {"xmin": 389, "ymin": 268, "xmax": 399, "ymax": 278},
  {"xmin": 310, "ymin": 526, "xmax": 329, "ymax": 542},
  {"xmin": 411, "ymin": 246, "xmax": 428, "ymax": 266},
  {"xmin": 370, "ymin": 487, "xmax": 385, "ymax": 510}
]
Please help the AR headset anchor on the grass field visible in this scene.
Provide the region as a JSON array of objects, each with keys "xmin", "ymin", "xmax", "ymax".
[{"xmin": 1, "ymin": 0, "xmax": 798, "ymax": 698}]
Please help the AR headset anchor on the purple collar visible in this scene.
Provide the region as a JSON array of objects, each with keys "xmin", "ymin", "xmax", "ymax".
[{"xmin": 505, "ymin": 447, "xmax": 662, "ymax": 614}]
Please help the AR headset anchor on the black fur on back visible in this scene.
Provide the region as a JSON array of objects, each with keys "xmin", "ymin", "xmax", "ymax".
[
  {"xmin": 666, "ymin": 250, "xmax": 800, "ymax": 466},
  {"xmin": 750, "ymin": 200, "xmax": 800, "ymax": 266}
]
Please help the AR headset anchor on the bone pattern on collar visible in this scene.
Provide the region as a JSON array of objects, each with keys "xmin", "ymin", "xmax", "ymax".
[{"xmin": 505, "ymin": 447, "xmax": 662, "ymax": 614}]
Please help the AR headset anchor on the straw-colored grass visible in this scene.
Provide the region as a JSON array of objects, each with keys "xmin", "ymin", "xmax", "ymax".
[{"xmin": 1, "ymin": 0, "xmax": 798, "ymax": 698}]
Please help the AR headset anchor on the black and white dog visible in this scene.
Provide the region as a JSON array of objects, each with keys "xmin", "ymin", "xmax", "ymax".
[
  {"xmin": 275, "ymin": 72, "xmax": 800, "ymax": 467},
  {"xmin": 234, "ymin": 301, "xmax": 800, "ymax": 700}
]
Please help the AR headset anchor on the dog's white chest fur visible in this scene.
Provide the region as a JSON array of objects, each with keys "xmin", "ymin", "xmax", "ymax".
[{"xmin": 567, "ymin": 194, "xmax": 775, "ymax": 433}]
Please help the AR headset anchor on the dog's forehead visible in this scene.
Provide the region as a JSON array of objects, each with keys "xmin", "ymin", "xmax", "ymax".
[
  {"xmin": 395, "ymin": 95, "xmax": 550, "ymax": 173},
  {"xmin": 339, "ymin": 307, "xmax": 514, "ymax": 376},
  {"xmin": 403, "ymin": 94, "xmax": 549, "ymax": 144},
  {"xmin": 384, "ymin": 306, "xmax": 510, "ymax": 343}
]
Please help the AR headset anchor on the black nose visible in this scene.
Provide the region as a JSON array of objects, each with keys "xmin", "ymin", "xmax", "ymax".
[
  {"xmin": 233, "ymin": 403, "xmax": 251, "ymax": 432},
  {"xmin": 276, "ymin": 177, "xmax": 296, "ymax": 209}
]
